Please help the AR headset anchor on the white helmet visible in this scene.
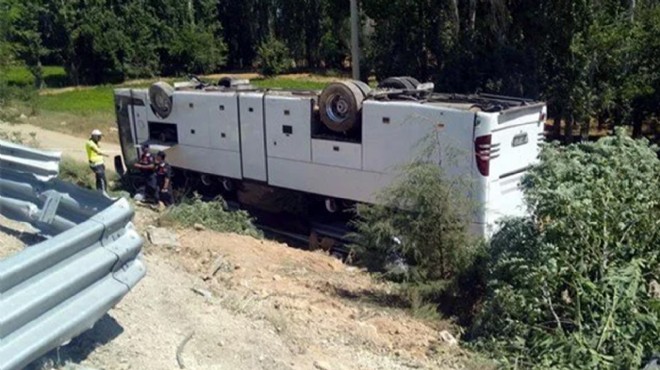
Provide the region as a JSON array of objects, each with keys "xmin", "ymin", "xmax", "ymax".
[{"xmin": 91, "ymin": 129, "xmax": 102, "ymax": 136}]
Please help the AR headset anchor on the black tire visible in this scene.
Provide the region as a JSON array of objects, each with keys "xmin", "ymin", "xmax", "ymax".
[
  {"xmin": 319, "ymin": 81, "xmax": 364, "ymax": 133},
  {"xmin": 149, "ymin": 82, "xmax": 174, "ymax": 118},
  {"xmin": 401, "ymin": 76, "xmax": 420, "ymax": 88},
  {"xmin": 377, "ymin": 76, "xmax": 414, "ymax": 90},
  {"xmin": 349, "ymin": 80, "xmax": 371, "ymax": 98}
]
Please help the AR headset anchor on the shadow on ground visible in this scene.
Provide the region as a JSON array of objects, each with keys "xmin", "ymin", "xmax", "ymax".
[
  {"xmin": 0, "ymin": 224, "xmax": 45, "ymax": 246},
  {"xmin": 25, "ymin": 314, "xmax": 124, "ymax": 369}
]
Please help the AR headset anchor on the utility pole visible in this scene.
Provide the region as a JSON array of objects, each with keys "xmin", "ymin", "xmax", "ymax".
[{"xmin": 350, "ymin": 0, "xmax": 360, "ymax": 80}]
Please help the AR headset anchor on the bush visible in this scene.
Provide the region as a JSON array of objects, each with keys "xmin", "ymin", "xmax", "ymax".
[
  {"xmin": 470, "ymin": 129, "xmax": 660, "ymax": 369},
  {"xmin": 256, "ymin": 37, "xmax": 292, "ymax": 77},
  {"xmin": 160, "ymin": 194, "xmax": 261, "ymax": 238},
  {"xmin": 349, "ymin": 162, "xmax": 477, "ymax": 282}
]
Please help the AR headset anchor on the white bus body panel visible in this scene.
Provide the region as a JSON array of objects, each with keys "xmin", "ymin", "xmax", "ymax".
[
  {"xmin": 167, "ymin": 145, "xmax": 243, "ymax": 180},
  {"xmin": 130, "ymin": 90, "xmax": 149, "ymax": 144},
  {"xmin": 311, "ymin": 139, "xmax": 362, "ymax": 170},
  {"xmin": 362, "ymin": 101, "xmax": 475, "ymax": 177},
  {"xmin": 144, "ymin": 90, "xmax": 243, "ymax": 179},
  {"xmin": 239, "ymin": 92, "xmax": 268, "ymax": 181},
  {"xmin": 267, "ymin": 157, "xmax": 394, "ymax": 203},
  {"xmin": 264, "ymin": 95, "xmax": 313, "ymax": 162}
]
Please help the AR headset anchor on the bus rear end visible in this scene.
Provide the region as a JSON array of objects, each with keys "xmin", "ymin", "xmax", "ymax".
[{"xmin": 473, "ymin": 103, "xmax": 546, "ymax": 235}]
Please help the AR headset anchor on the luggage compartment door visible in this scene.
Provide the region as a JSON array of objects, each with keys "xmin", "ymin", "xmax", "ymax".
[{"xmin": 239, "ymin": 93, "xmax": 268, "ymax": 181}]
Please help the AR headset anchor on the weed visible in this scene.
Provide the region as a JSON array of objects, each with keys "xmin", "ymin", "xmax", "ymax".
[
  {"xmin": 58, "ymin": 157, "xmax": 95, "ymax": 188},
  {"xmin": 160, "ymin": 194, "xmax": 262, "ymax": 238}
]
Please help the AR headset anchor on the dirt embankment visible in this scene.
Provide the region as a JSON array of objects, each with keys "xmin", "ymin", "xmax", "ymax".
[{"xmin": 15, "ymin": 208, "xmax": 482, "ymax": 370}]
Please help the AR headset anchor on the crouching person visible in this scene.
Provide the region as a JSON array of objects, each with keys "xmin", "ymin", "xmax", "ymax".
[
  {"xmin": 133, "ymin": 143, "xmax": 156, "ymax": 203},
  {"xmin": 154, "ymin": 151, "xmax": 174, "ymax": 210}
]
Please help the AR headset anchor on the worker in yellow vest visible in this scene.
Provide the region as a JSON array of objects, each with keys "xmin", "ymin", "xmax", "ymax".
[{"xmin": 85, "ymin": 129, "xmax": 109, "ymax": 193}]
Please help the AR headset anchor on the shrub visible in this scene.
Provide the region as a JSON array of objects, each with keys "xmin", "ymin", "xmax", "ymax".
[
  {"xmin": 160, "ymin": 194, "xmax": 261, "ymax": 238},
  {"xmin": 349, "ymin": 162, "xmax": 477, "ymax": 282},
  {"xmin": 471, "ymin": 129, "xmax": 660, "ymax": 369},
  {"xmin": 256, "ymin": 36, "xmax": 292, "ymax": 77}
]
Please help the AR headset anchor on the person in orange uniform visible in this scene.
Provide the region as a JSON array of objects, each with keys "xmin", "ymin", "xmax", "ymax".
[{"xmin": 85, "ymin": 129, "xmax": 109, "ymax": 193}]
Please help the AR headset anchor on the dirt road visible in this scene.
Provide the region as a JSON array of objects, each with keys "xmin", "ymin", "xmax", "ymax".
[{"xmin": 0, "ymin": 121, "xmax": 122, "ymax": 167}]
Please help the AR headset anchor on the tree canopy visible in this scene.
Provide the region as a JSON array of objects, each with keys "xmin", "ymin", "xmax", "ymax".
[{"xmin": 1, "ymin": 0, "xmax": 659, "ymax": 134}]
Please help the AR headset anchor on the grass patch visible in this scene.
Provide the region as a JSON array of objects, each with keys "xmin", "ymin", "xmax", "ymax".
[
  {"xmin": 6, "ymin": 65, "xmax": 68, "ymax": 88},
  {"xmin": 58, "ymin": 157, "xmax": 124, "ymax": 196},
  {"xmin": 251, "ymin": 77, "xmax": 327, "ymax": 90},
  {"xmin": 58, "ymin": 157, "xmax": 95, "ymax": 188},
  {"xmin": 39, "ymin": 86, "xmax": 115, "ymax": 115},
  {"xmin": 160, "ymin": 195, "xmax": 262, "ymax": 238}
]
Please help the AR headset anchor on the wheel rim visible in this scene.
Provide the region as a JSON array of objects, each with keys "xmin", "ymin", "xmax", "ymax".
[
  {"xmin": 325, "ymin": 198, "xmax": 338, "ymax": 213},
  {"xmin": 222, "ymin": 179, "xmax": 233, "ymax": 192},
  {"xmin": 325, "ymin": 94, "xmax": 350, "ymax": 123},
  {"xmin": 200, "ymin": 174, "xmax": 212, "ymax": 186}
]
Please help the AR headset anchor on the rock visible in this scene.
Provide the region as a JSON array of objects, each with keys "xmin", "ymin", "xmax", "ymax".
[
  {"xmin": 62, "ymin": 365, "xmax": 101, "ymax": 370},
  {"xmin": 438, "ymin": 330, "xmax": 458, "ymax": 346},
  {"xmin": 272, "ymin": 274, "xmax": 282, "ymax": 281},
  {"xmin": 147, "ymin": 227, "xmax": 180, "ymax": 248},
  {"xmin": 191, "ymin": 287, "xmax": 213, "ymax": 300},
  {"xmin": 19, "ymin": 113, "xmax": 27, "ymax": 120},
  {"xmin": 60, "ymin": 121, "xmax": 68, "ymax": 126},
  {"xmin": 110, "ymin": 127, "xmax": 118, "ymax": 132},
  {"xmin": 193, "ymin": 223, "xmax": 206, "ymax": 231},
  {"xmin": 313, "ymin": 360, "xmax": 331, "ymax": 370}
]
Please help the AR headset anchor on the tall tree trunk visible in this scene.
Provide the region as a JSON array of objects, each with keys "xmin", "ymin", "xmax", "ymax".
[
  {"xmin": 468, "ymin": 0, "xmax": 477, "ymax": 31},
  {"xmin": 552, "ymin": 113, "xmax": 562, "ymax": 140},
  {"xmin": 564, "ymin": 114, "xmax": 574, "ymax": 144},
  {"xmin": 32, "ymin": 61, "xmax": 43, "ymax": 89},
  {"xmin": 632, "ymin": 119, "xmax": 643, "ymax": 138},
  {"xmin": 449, "ymin": 0, "xmax": 460, "ymax": 35},
  {"xmin": 580, "ymin": 120, "xmax": 590, "ymax": 142},
  {"xmin": 597, "ymin": 113, "xmax": 606, "ymax": 131}
]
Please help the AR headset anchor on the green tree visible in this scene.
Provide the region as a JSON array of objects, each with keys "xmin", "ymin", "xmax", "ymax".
[
  {"xmin": 256, "ymin": 36, "xmax": 292, "ymax": 76},
  {"xmin": 471, "ymin": 130, "xmax": 660, "ymax": 369},
  {"xmin": 6, "ymin": 0, "xmax": 48, "ymax": 88}
]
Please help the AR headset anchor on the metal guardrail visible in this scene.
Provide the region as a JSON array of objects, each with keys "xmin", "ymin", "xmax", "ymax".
[{"xmin": 0, "ymin": 140, "xmax": 146, "ymax": 370}]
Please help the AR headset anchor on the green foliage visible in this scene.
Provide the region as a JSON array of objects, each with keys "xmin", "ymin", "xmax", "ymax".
[
  {"xmin": 5, "ymin": 0, "xmax": 49, "ymax": 88},
  {"xmin": 168, "ymin": 25, "xmax": 227, "ymax": 75},
  {"xmin": 350, "ymin": 162, "xmax": 476, "ymax": 282},
  {"xmin": 256, "ymin": 36, "xmax": 292, "ymax": 77},
  {"xmin": 471, "ymin": 129, "xmax": 660, "ymax": 369},
  {"xmin": 5, "ymin": 65, "xmax": 67, "ymax": 87},
  {"xmin": 161, "ymin": 195, "xmax": 262, "ymax": 238}
]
